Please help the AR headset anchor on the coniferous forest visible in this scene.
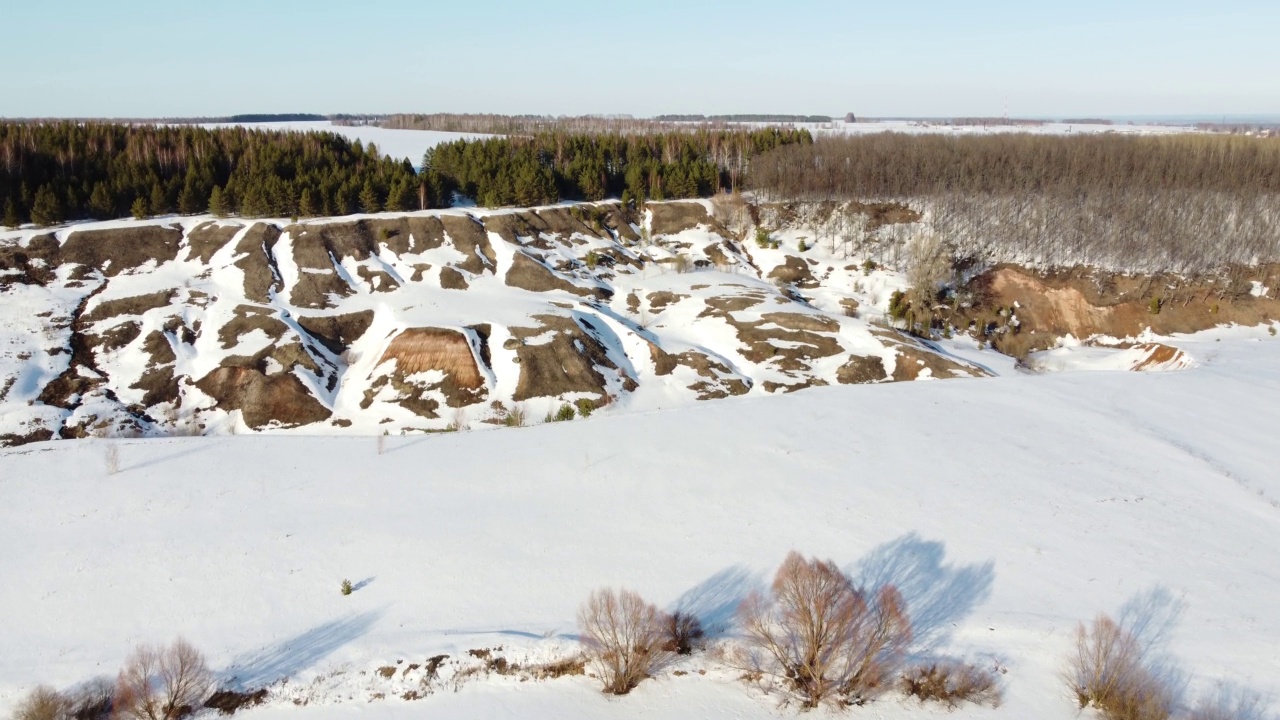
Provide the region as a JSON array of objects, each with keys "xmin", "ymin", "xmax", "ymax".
[
  {"xmin": 0, "ymin": 123, "xmax": 421, "ymax": 227},
  {"xmin": 0, "ymin": 122, "xmax": 812, "ymax": 227},
  {"xmin": 424, "ymin": 128, "xmax": 813, "ymax": 208}
]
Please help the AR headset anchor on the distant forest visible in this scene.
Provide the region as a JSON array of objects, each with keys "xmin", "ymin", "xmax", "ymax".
[
  {"xmin": 382, "ymin": 113, "xmax": 827, "ymax": 136},
  {"xmin": 653, "ymin": 114, "xmax": 832, "ymax": 123},
  {"xmin": 750, "ymin": 133, "xmax": 1280, "ymax": 271},
  {"xmin": 0, "ymin": 123, "xmax": 810, "ymax": 226},
  {"xmin": 0, "ymin": 123, "xmax": 417, "ymax": 226},
  {"xmin": 426, "ymin": 128, "xmax": 812, "ymax": 207}
]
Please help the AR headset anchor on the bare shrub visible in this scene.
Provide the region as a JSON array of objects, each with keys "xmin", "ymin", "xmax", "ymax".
[
  {"xmin": 13, "ymin": 686, "xmax": 71, "ymax": 720},
  {"xmin": 1062, "ymin": 614, "xmax": 1177, "ymax": 720},
  {"xmin": 64, "ymin": 678, "xmax": 114, "ymax": 720},
  {"xmin": 202, "ymin": 689, "xmax": 267, "ymax": 716},
  {"xmin": 901, "ymin": 660, "xmax": 1002, "ymax": 708},
  {"xmin": 577, "ymin": 588, "xmax": 673, "ymax": 695},
  {"xmin": 663, "ymin": 611, "xmax": 705, "ymax": 655},
  {"xmin": 905, "ymin": 230, "xmax": 953, "ymax": 311},
  {"xmin": 1187, "ymin": 685, "xmax": 1273, "ymax": 720},
  {"xmin": 115, "ymin": 639, "xmax": 212, "ymax": 720},
  {"xmin": 711, "ymin": 191, "xmax": 752, "ymax": 240},
  {"xmin": 503, "ymin": 404, "xmax": 526, "ymax": 428},
  {"xmin": 736, "ymin": 551, "xmax": 912, "ymax": 708},
  {"xmin": 104, "ymin": 444, "xmax": 120, "ymax": 476}
]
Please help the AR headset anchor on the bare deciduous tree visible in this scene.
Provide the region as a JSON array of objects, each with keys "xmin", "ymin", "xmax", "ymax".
[
  {"xmin": 115, "ymin": 639, "xmax": 211, "ymax": 720},
  {"xmin": 13, "ymin": 686, "xmax": 71, "ymax": 720},
  {"xmin": 578, "ymin": 588, "xmax": 672, "ymax": 695},
  {"xmin": 1062, "ymin": 614, "xmax": 1178, "ymax": 720},
  {"xmin": 735, "ymin": 552, "xmax": 912, "ymax": 708}
]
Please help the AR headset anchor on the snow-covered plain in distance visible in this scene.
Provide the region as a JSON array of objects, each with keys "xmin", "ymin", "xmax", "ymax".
[
  {"xmin": 760, "ymin": 119, "xmax": 1202, "ymax": 137},
  {"xmin": 197, "ymin": 121, "xmax": 489, "ymax": 164},
  {"xmin": 2, "ymin": 324, "xmax": 1278, "ymax": 720}
]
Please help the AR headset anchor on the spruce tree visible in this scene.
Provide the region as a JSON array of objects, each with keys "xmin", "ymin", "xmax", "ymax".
[
  {"xmin": 2, "ymin": 198, "xmax": 19, "ymax": 228},
  {"xmin": 359, "ymin": 181, "xmax": 381, "ymax": 214},
  {"xmin": 89, "ymin": 182, "xmax": 115, "ymax": 219},
  {"xmin": 298, "ymin": 188, "xmax": 319, "ymax": 217},
  {"xmin": 209, "ymin": 186, "xmax": 229, "ymax": 217},
  {"xmin": 149, "ymin": 183, "xmax": 168, "ymax": 216},
  {"xmin": 30, "ymin": 185, "xmax": 63, "ymax": 227},
  {"xmin": 131, "ymin": 196, "xmax": 150, "ymax": 220}
]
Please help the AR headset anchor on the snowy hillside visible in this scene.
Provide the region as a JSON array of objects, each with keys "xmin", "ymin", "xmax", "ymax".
[
  {"xmin": 1, "ymin": 326, "xmax": 1278, "ymax": 720},
  {"xmin": 0, "ymin": 200, "xmax": 988, "ymax": 445}
]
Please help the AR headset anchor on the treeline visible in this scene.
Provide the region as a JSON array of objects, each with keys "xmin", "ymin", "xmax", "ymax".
[
  {"xmin": 0, "ymin": 122, "xmax": 419, "ymax": 226},
  {"xmin": 425, "ymin": 128, "xmax": 812, "ymax": 207},
  {"xmin": 750, "ymin": 133, "xmax": 1280, "ymax": 271},
  {"xmin": 653, "ymin": 114, "xmax": 832, "ymax": 123},
  {"xmin": 385, "ymin": 113, "xmax": 748, "ymax": 136}
]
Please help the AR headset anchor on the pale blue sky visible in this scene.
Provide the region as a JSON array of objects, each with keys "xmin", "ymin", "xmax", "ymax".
[{"xmin": 5, "ymin": 0, "xmax": 1278, "ymax": 118}]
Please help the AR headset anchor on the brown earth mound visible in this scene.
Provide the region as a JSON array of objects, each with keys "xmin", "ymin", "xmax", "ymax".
[
  {"xmin": 364, "ymin": 328, "xmax": 488, "ymax": 416},
  {"xmin": 440, "ymin": 215, "xmax": 496, "ymax": 274},
  {"xmin": 196, "ymin": 366, "xmax": 331, "ymax": 428},
  {"xmin": 509, "ymin": 315, "xmax": 634, "ymax": 401},
  {"xmin": 296, "ymin": 312, "xmax": 375, "ymax": 355},
  {"xmin": 957, "ymin": 264, "xmax": 1280, "ymax": 357},
  {"xmin": 232, "ymin": 223, "xmax": 283, "ymax": 304},
  {"xmin": 505, "ymin": 251, "xmax": 596, "ymax": 297},
  {"xmin": 186, "ymin": 222, "xmax": 242, "ymax": 264},
  {"xmin": 83, "ymin": 290, "xmax": 176, "ymax": 323},
  {"xmin": 60, "ymin": 224, "xmax": 184, "ymax": 277}
]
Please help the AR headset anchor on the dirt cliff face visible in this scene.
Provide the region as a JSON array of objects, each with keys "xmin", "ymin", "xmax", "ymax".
[
  {"xmin": 0, "ymin": 200, "xmax": 1033, "ymax": 445},
  {"xmin": 951, "ymin": 265, "xmax": 1280, "ymax": 357}
]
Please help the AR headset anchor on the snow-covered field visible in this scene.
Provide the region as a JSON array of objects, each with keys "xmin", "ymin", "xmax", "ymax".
[
  {"xmin": 197, "ymin": 121, "xmax": 488, "ymax": 164},
  {"xmin": 2, "ymin": 324, "xmax": 1278, "ymax": 719},
  {"xmin": 197, "ymin": 119, "xmax": 1200, "ymax": 167}
]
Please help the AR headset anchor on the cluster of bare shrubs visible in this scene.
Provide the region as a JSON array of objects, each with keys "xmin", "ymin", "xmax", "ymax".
[
  {"xmin": 14, "ymin": 640, "xmax": 218, "ymax": 720},
  {"xmin": 750, "ymin": 133, "xmax": 1280, "ymax": 273},
  {"xmin": 901, "ymin": 659, "xmax": 1003, "ymax": 709},
  {"xmin": 577, "ymin": 552, "xmax": 1001, "ymax": 712}
]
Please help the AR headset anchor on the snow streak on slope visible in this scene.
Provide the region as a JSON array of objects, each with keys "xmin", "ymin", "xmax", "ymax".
[{"xmin": 0, "ymin": 329, "xmax": 1278, "ymax": 720}]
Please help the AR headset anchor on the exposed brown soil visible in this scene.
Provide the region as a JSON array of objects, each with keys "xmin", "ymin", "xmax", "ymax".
[
  {"xmin": 953, "ymin": 264, "xmax": 1280, "ymax": 357},
  {"xmin": 376, "ymin": 327, "xmax": 487, "ymax": 409},
  {"xmin": 836, "ymin": 355, "xmax": 888, "ymax": 384},
  {"xmin": 439, "ymin": 266, "xmax": 469, "ymax": 290},
  {"xmin": 440, "ymin": 215, "xmax": 496, "ymax": 274},
  {"xmin": 186, "ymin": 222, "xmax": 242, "ymax": 264},
  {"xmin": 219, "ymin": 305, "xmax": 288, "ymax": 349},
  {"xmin": 767, "ymin": 255, "xmax": 818, "ymax": 288},
  {"xmin": 296, "ymin": 312, "xmax": 375, "ymax": 355},
  {"xmin": 196, "ymin": 366, "xmax": 331, "ymax": 428},
  {"xmin": 233, "ymin": 223, "xmax": 283, "ymax": 304},
  {"xmin": 650, "ymin": 201, "xmax": 717, "ymax": 237},
  {"xmin": 509, "ymin": 314, "xmax": 633, "ymax": 401},
  {"xmin": 505, "ymin": 251, "xmax": 595, "ymax": 297},
  {"xmin": 61, "ymin": 224, "xmax": 184, "ymax": 277},
  {"xmin": 83, "ymin": 290, "xmax": 176, "ymax": 323}
]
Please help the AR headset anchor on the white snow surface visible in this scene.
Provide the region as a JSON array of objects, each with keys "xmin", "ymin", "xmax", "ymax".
[
  {"xmin": 2, "ymin": 326, "xmax": 1279, "ymax": 719},
  {"xmin": 196, "ymin": 122, "xmax": 488, "ymax": 164}
]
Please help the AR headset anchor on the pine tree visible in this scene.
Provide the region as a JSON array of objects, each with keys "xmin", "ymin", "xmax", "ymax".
[
  {"xmin": 89, "ymin": 182, "xmax": 115, "ymax": 219},
  {"xmin": 29, "ymin": 185, "xmax": 63, "ymax": 227},
  {"xmin": 359, "ymin": 181, "xmax": 381, "ymax": 214},
  {"xmin": 298, "ymin": 188, "xmax": 319, "ymax": 217},
  {"xmin": 209, "ymin": 186, "xmax": 229, "ymax": 217},
  {"xmin": 2, "ymin": 198, "xmax": 19, "ymax": 228},
  {"xmin": 149, "ymin": 183, "xmax": 168, "ymax": 216},
  {"xmin": 131, "ymin": 196, "xmax": 150, "ymax": 220}
]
